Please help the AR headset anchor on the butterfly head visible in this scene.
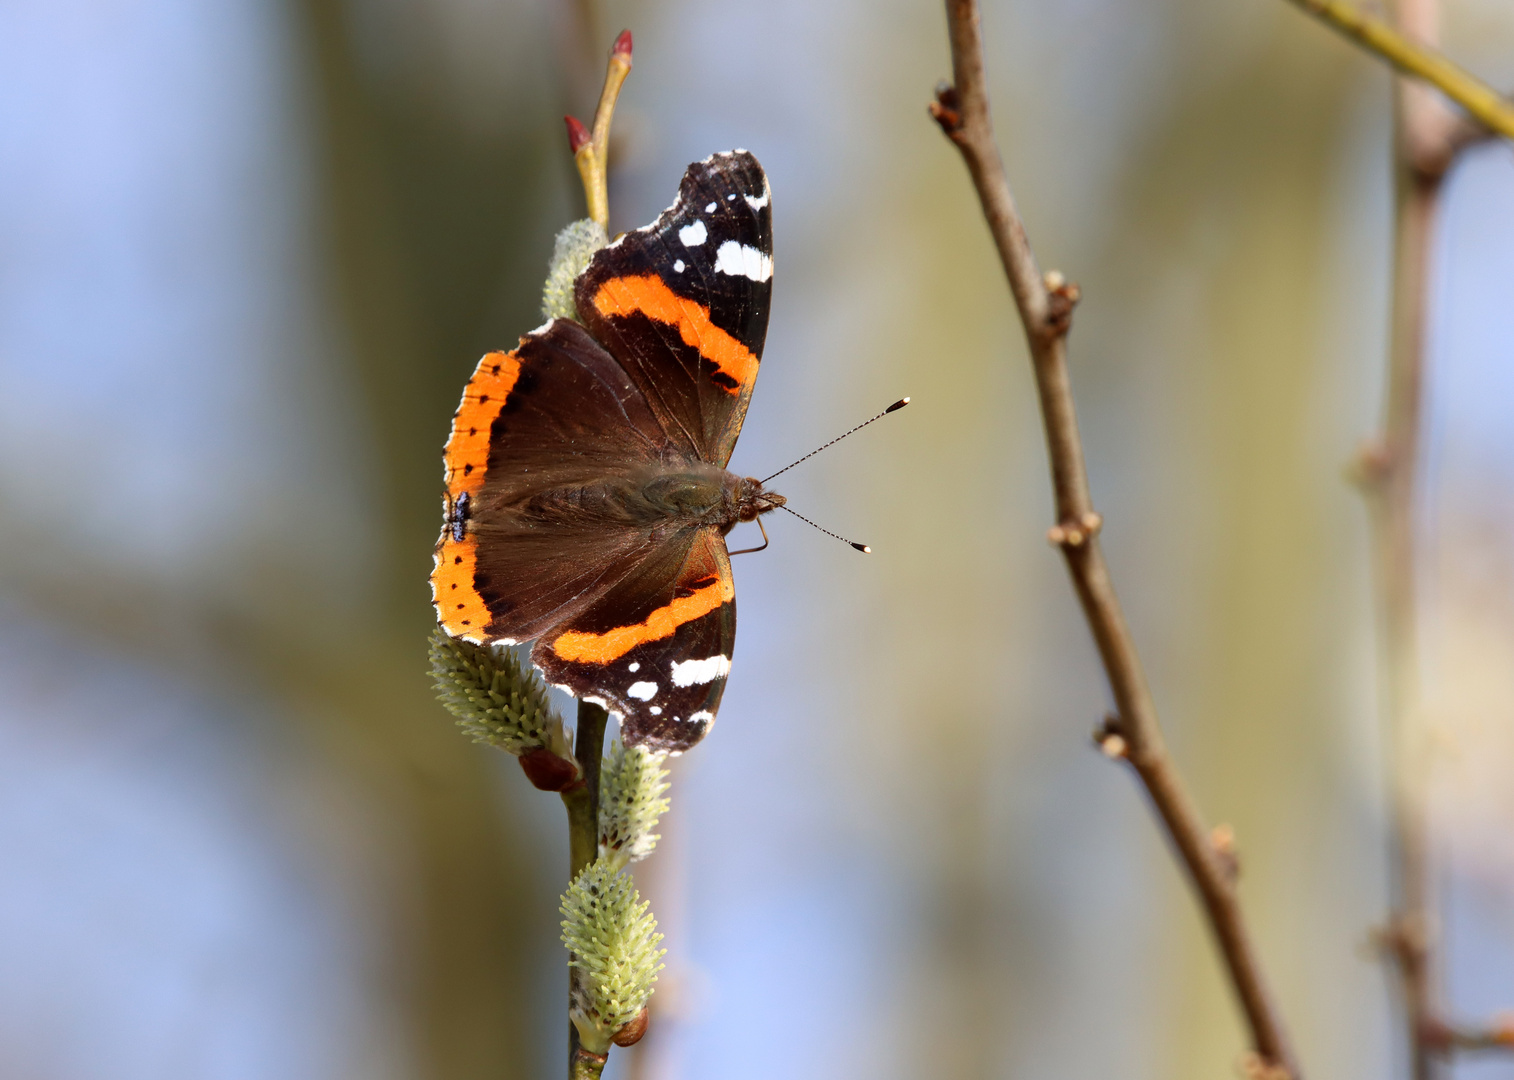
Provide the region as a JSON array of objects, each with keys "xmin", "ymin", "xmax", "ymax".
[{"xmin": 734, "ymin": 476, "xmax": 786, "ymax": 523}]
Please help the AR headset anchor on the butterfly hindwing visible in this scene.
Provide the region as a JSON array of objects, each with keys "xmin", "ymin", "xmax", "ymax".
[
  {"xmin": 532, "ymin": 527, "xmax": 735, "ymax": 754},
  {"xmin": 430, "ymin": 318, "xmax": 674, "ymax": 644},
  {"xmin": 575, "ymin": 150, "xmax": 773, "ymax": 467}
]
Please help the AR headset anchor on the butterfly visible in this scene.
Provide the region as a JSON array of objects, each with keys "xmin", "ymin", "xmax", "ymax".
[{"xmin": 430, "ymin": 150, "xmax": 780, "ymax": 755}]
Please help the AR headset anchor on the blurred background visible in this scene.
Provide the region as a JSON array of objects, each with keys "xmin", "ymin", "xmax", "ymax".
[{"xmin": 2, "ymin": 1, "xmax": 1513, "ymax": 1078}]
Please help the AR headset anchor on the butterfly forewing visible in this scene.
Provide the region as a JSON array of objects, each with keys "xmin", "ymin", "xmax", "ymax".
[
  {"xmin": 431, "ymin": 319, "xmax": 673, "ymax": 643},
  {"xmin": 576, "ymin": 150, "xmax": 773, "ymax": 467}
]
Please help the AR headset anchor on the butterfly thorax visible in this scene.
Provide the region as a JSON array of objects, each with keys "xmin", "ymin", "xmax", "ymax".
[{"xmin": 505, "ymin": 464, "xmax": 783, "ymax": 536}]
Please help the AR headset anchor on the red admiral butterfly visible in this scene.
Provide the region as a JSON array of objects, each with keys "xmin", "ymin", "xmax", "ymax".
[{"xmin": 431, "ymin": 151, "xmax": 780, "ymax": 755}]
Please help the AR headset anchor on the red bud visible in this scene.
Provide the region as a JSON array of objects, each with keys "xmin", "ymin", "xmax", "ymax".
[
  {"xmin": 612, "ymin": 1006, "xmax": 649, "ymax": 1047},
  {"xmin": 518, "ymin": 747, "xmax": 581, "ymax": 791},
  {"xmin": 564, "ymin": 115, "xmax": 591, "ymax": 154},
  {"xmin": 612, "ymin": 29, "xmax": 633, "ymax": 64}
]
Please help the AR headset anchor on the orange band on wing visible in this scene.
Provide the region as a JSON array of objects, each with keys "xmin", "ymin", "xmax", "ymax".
[
  {"xmin": 550, "ymin": 574, "xmax": 735, "ymax": 664},
  {"xmin": 432, "ymin": 534, "xmax": 492, "ymax": 639},
  {"xmin": 591, "ymin": 274, "xmax": 758, "ymax": 396},
  {"xmin": 444, "ymin": 349, "xmax": 523, "ymax": 496}
]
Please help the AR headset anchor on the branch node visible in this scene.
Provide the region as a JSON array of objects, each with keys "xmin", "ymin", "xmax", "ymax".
[
  {"xmin": 1048, "ymin": 511, "xmax": 1101, "ymax": 549},
  {"xmin": 1346, "ymin": 439, "xmax": 1391, "ymax": 491},
  {"xmin": 1383, "ymin": 912, "xmax": 1435, "ymax": 959},
  {"xmin": 929, "ymin": 81, "xmax": 965, "ymax": 139},
  {"xmin": 1238, "ymin": 1051, "xmax": 1293, "ymax": 1080},
  {"xmin": 1211, "ymin": 822, "xmax": 1241, "ymax": 883},
  {"xmin": 1043, "ymin": 271, "xmax": 1081, "ymax": 335},
  {"xmin": 1094, "ymin": 714, "xmax": 1129, "ymax": 759},
  {"xmin": 1416, "ymin": 1015, "xmax": 1456, "ymax": 1052}
]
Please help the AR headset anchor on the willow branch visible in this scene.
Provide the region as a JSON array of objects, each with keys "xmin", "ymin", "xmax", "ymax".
[
  {"xmin": 567, "ymin": 31, "xmax": 633, "ymax": 230},
  {"xmin": 1354, "ymin": 0, "xmax": 1514, "ymax": 1074},
  {"xmin": 561, "ymin": 701, "xmax": 609, "ymax": 1079},
  {"xmin": 1283, "ymin": 0, "xmax": 1514, "ymax": 140},
  {"xmin": 931, "ymin": 2, "xmax": 1299, "ymax": 1075}
]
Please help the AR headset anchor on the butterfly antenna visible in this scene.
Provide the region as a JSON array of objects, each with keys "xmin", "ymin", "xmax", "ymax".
[
  {"xmin": 761, "ymin": 397, "xmax": 910, "ymax": 484},
  {"xmin": 780, "ymin": 505, "xmax": 871, "ymax": 554}
]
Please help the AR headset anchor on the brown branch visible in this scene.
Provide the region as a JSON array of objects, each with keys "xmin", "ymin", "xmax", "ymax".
[
  {"xmin": 931, "ymin": 2, "xmax": 1299, "ymax": 1075},
  {"xmin": 1422, "ymin": 1017, "xmax": 1514, "ymax": 1053},
  {"xmin": 1331, "ymin": 0, "xmax": 1513, "ymax": 1071},
  {"xmin": 1359, "ymin": 0, "xmax": 1514, "ymax": 1075}
]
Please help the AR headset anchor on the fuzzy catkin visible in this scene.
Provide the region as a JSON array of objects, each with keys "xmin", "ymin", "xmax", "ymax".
[
  {"xmin": 598, "ymin": 742, "xmax": 671, "ymax": 870},
  {"xmin": 561, "ymin": 859, "xmax": 666, "ymax": 1043},
  {"xmin": 428, "ymin": 629, "xmax": 564, "ymax": 756},
  {"xmin": 542, "ymin": 218, "xmax": 609, "ymax": 321}
]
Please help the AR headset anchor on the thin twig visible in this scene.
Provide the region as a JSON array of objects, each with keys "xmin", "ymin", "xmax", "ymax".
[
  {"xmin": 567, "ymin": 31, "xmax": 633, "ymax": 231},
  {"xmin": 1283, "ymin": 0, "xmax": 1514, "ymax": 140},
  {"xmin": 930, "ymin": 2, "xmax": 1300, "ymax": 1075},
  {"xmin": 1309, "ymin": 0, "xmax": 1514, "ymax": 1071},
  {"xmin": 1363, "ymin": 1, "xmax": 1504, "ymax": 1076},
  {"xmin": 562, "ymin": 701, "xmax": 609, "ymax": 1079},
  {"xmin": 1424, "ymin": 1018, "xmax": 1514, "ymax": 1053},
  {"xmin": 555, "ymin": 34, "xmax": 633, "ymax": 1080}
]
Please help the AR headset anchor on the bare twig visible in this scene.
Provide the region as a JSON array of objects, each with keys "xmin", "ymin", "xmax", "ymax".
[
  {"xmin": 566, "ymin": 31, "xmax": 632, "ymax": 231},
  {"xmin": 556, "ymin": 34, "xmax": 636, "ymax": 1080},
  {"xmin": 1423, "ymin": 1017, "xmax": 1514, "ymax": 1053},
  {"xmin": 1283, "ymin": 0, "xmax": 1514, "ymax": 140},
  {"xmin": 931, "ymin": 2, "xmax": 1299, "ymax": 1075},
  {"xmin": 1378, "ymin": 8, "xmax": 1442, "ymax": 1075},
  {"xmin": 562, "ymin": 701, "xmax": 610, "ymax": 1078},
  {"xmin": 1354, "ymin": 0, "xmax": 1514, "ymax": 1075}
]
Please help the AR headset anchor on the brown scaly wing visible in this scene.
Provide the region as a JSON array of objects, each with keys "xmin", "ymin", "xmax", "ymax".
[
  {"xmin": 430, "ymin": 318, "xmax": 677, "ymax": 644},
  {"xmin": 533, "ymin": 527, "xmax": 735, "ymax": 754}
]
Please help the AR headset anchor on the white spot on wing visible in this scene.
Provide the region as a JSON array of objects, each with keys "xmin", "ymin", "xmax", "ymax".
[
  {"xmin": 704, "ymin": 201, "xmax": 716, "ymax": 212},
  {"xmin": 650, "ymin": 706, "xmax": 662, "ymax": 715},
  {"xmin": 628, "ymin": 681, "xmax": 659, "ymax": 701},
  {"xmin": 726, "ymin": 193, "xmax": 736, "ymax": 201},
  {"xmin": 627, "ymin": 662, "xmax": 640, "ymax": 673},
  {"xmin": 673, "ymin": 259, "xmax": 685, "ymax": 273},
  {"xmin": 579, "ymin": 693, "xmax": 622, "ymax": 719},
  {"xmin": 713, "ymin": 240, "xmax": 773, "ymax": 282},
  {"xmin": 669, "ymin": 655, "xmax": 731, "ymax": 687},
  {"xmin": 745, "ymin": 191, "xmax": 770, "ymax": 210},
  {"xmin": 678, "ymin": 220, "xmax": 707, "ymax": 246},
  {"xmin": 690, "ymin": 710, "xmax": 714, "ymax": 725}
]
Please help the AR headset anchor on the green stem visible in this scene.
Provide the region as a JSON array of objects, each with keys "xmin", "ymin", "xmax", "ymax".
[
  {"xmin": 562, "ymin": 701, "xmax": 608, "ymax": 877},
  {"xmin": 570, "ymin": 1047, "xmax": 609, "ymax": 1080},
  {"xmin": 562, "ymin": 700, "xmax": 609, "ymax": 1079},
  {"xmin": 1285, "ymin": 0, "xmax": 1514, "ymax": 139}
]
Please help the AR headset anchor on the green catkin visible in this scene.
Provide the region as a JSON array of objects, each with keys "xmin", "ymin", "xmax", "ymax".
[
  {"xmin": 598, "ymin": 741, "xmax": 672, "ymax": 871},
  {"xmin": 427, "ymin": 629, "xmax": 569, "ymax": 758},
  {"xmin": 561, "ymin": 858, "xmax": 666, "ymax": 1049},
  {"xmin": 542, "ymin": 218, "xmax": 610, "ymax": 321}
]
